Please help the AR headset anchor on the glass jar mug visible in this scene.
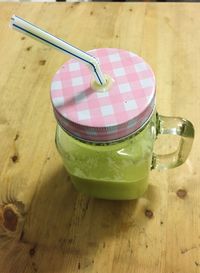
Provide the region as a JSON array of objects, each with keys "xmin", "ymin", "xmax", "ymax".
[{"xmin": 51, "ymin": 48, "xmax": 194, "ymax": 200}]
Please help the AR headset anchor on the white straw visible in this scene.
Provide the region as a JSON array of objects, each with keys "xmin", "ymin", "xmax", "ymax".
[{"xmin": 10, "ymin": 15, "xmax": 106, "ymax": 86}]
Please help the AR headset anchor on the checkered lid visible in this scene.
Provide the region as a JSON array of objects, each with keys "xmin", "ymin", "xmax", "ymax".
[{"xmin": 50, "ymin": 48, "xmax": 156, "ymax": 142}]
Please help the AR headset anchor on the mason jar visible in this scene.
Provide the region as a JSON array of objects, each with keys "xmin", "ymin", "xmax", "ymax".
[{"xmin": 51, "ymin": 48, "xmax": 194, "ymax": 200}]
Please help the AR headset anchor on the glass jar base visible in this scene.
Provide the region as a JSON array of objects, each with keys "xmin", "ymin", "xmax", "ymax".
[{"xmin": 69, "ymin": 173, "xmax": 149, "ymax": 200}]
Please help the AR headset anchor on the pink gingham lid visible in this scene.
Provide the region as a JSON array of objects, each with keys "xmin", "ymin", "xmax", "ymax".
[{"xmin": 50, "ymin": 48, "xmax": 156, "ymax": 142}]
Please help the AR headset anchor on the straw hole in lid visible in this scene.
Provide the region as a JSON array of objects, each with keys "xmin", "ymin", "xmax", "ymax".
[{"xmin": 91, "ymin": 74, "xmax": 114, "ymax": 92}]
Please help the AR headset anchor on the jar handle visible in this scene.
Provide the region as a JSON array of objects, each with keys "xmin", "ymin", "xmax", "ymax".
[{"xmin": 152, "ymin": 113, "xmax": 194, "ymax": 170}]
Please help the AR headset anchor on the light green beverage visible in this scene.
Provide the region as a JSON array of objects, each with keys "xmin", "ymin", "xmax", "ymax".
[{"xmin": 55, "ymin": 112, "xmax": 157, "ymax": 200}]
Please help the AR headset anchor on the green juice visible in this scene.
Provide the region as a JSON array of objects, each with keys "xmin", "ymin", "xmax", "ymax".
[{"xmin": 55, "ymin": 112, "xmax": 157, "ymax": 200}]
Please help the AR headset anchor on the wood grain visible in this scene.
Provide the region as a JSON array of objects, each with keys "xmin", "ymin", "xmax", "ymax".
[{"xmin": 0, "ymin": 3, "xmax": 199, "ymax": 273}]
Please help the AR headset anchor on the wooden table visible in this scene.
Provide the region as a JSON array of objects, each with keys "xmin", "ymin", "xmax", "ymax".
[{"xmin": 0, "ymin": 3, "xmax": 199, "ymax": 273}]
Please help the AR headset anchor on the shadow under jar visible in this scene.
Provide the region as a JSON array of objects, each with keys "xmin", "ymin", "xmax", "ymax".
[{"xmin": 51, "ymin": 48, "xmax": 194, "ymax": 200}]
